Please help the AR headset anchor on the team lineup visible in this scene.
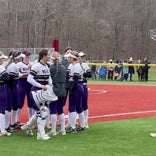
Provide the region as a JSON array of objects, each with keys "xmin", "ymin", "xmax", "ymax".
[{"xmin": 0, "ymin": 48, "xmax": 91, "ymax": 140}]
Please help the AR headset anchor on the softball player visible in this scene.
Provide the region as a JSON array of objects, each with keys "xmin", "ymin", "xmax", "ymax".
[
  {"xmin": 21, "ymin": 49, "xmax": 53, "ymax": 140},
  {"xmin": 65, "ymin": 51, "xmax": 86, "ymax": 133},
  {"xmin": 0, "ymin": 52, "xmax": 11, "ymax": 136},
  {"xmin": 6, "ymin": 51, "xmax": 24, "ymax": 130},
  {"xmin": 78, "ymin": 52, "xmax": 91, "ymax": 128},
  {"xmin": 16, "ymin": 50, "xmax": 33, "ymax": 123}
]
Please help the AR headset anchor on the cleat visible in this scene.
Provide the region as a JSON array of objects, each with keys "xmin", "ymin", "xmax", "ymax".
[
  {"xmin": 21, "ymin": 124, "xmax": 29, "ymax": 131},
  {"xmin": 37, "ymin": 134, "xmax": 51, "ymax": 140},
  {"xmin": 150, "ymin": 133, "xmax": 156, "ymax": 137},
  {"xmin": 10, "ymin": 123, "xmax": 21, "ymax": 130},
  {"xmin": 76, "ymin": 126, "xmax": 86, "ymax": 132},
  {"xmin": 21, "ymin": 124, "xmax": 33, "ymax": 136},
  {"xmin": 25, "ymin": 129, "xmax": 33, "ymax": 136},
  {"xmin": 6, "ymin": 126, "xmax": 14, "ymax": 133},
  {"xmin": 47, "ymin": 131, "xmax": 57, "ymax": 137},
  {"xmin": 0, "ymin": 131, "xmax": 11, "ymax": 136},
  {"xmin": 57, "ymin": 131, "xmax": 66, "ymax": 135},
  {"xmin": 66, "ymin": 127, "xmax": 77, "ymax": 133}
]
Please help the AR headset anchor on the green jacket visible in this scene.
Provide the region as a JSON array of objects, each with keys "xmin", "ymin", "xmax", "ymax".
[{"xmin": 50, "ymin": 63, "xmax": 67, "ymax": 97}]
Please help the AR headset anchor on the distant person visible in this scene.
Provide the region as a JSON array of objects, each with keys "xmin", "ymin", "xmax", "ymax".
[
  {"xmin": 128, "ymin": 57, "xmax": 135, "ymax": 81},
  {"xmin": 91, "ymin": 65, "xmax": 97, "ymax": 80},
  {"xmin": 136, "ymin": 60, "xmax": 142, "ymax": 81},
  {"xmin": 98, "ymin": 66, "xmax": 107, "ymax": 80},
  {"xmin": 122, "ymin": 60, "xmax": 129, "ymax": 81},
  {"xmin": 107, "ymin": 59, "xmax": 114, "ymax": 80},
  {"xmin": 114, "ymin": 60, "xmax": 120, "ymax": 80},
  {"xmin": 141, "ymin": 57, "xmax": 150, "ymax": 81}
]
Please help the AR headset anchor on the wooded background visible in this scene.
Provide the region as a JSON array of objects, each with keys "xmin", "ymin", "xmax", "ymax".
[{"xmin": 0, "ymin": 0, "xmax": 156, "ymax": 61}]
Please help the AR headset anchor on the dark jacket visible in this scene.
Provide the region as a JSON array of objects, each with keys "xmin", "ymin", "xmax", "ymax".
[{"xmin": 50, "ymin": 63, "xmax": 67, "ymax": 97}]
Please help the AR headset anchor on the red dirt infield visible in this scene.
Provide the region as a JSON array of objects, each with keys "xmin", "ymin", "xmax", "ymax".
[{"xmin": 20, "ymin": 84, "xmax": 156, "ymax": 123}]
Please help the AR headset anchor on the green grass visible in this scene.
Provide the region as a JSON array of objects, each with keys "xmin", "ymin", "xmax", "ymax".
[
  {"xmin": 88, "ymin": 70, "xmax": 156, "ymax": 85},
  {"xmin": 1, "ymin": 117, "xmax": 156, "ymax": 156},
  {"xmin": 1, "ymin": 77, "xmax": 156, "ymax": 156}
]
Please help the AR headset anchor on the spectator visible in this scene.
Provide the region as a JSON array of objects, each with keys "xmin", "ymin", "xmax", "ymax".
[
  {"xmin": 107, "ymin": 59, "xmax": 114, "ymax": 80},
  {"xmin": 122, "ymin": 60, "xmax": 129, "ymax": 81},
  {"xmin": 141, "ymin": 57, "xmax": 150, "ymax": 81},
  {"xmin": 128, "ymin": 57, "xmax": 135, "ymax": 81},
  {"xmin": 91, "ymin": 65, "xmax": 97, "ymax": 80},
  {"xmin": 98, "ymin": 65, "xmax": 107, "ymax": 80}
]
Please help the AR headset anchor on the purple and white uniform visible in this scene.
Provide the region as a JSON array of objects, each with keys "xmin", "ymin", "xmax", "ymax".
[
  {"xmin": 80, "ymin": 62, "xmax": 91, "ymax": 110},
  {"xmin": 0, "ymin": 63, "xmax": 10, "ymax": 134},
  {"xmin": 67, "ymin": 62, "xmax": 85, "ymax": 129},
  {"xmin": 27, "ymin": 62, "xmax": 52, "ymax": 111},
  {"xmin": 17, "ymin": 61, "xmax": 32, "ymax": 109},
  {"xmin": 80, "ymin": 62, "xmax": 91, "ymax": 126},
  {"xmin": 0, "ymin": 65, "xmax": 9, "ymax": 114},
  {"xmin": 7, "ymin": 62, "xmax": 19, "ymax": 111}
]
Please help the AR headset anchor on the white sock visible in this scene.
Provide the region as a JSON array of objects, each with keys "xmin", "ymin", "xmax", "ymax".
[
  {"xmin": 27, "ymin": 114, "xmax": 37, "ymax": 128},
  {"xmin": 37, "ymin": 117, "xmax": 46, "ymax": 136},
  {"xmin": 78, "ymin": 112, "xmax": 85, "ymax": 128},
  {"xmin": 50, "ymin": 114, "xmax": 57, "ymax": 133},
  {"xmin": 84, "ymin": 109, "xmax": 89, "ymax": 123},
  {"xmin": 58, "ymin": 114, "xmax": 65, "ymax": 132},
  {"xmin": 16, "ymin": 108, "xmax": 21, "ymax": 122},
  {"xmin": 46, "ymin": 111, "xmax": 50, "ymax": 125},
  {"xmin": 5, "ymin": 111, "xmax": 11, "ymax": 128},
  {"xmin": 11, "ymin": 110, "xmax": 17, "ymax": 125},
  {"xmin": 69, "ymin": 112, "xmax": 77, "ymax": 129},
  {"xmin": 28, "ymin": 108, "xmax": 35, "ymax": 119},
  {"xmin": 0, "ymin": 113, "xmax": 6, "ymax": 133}
]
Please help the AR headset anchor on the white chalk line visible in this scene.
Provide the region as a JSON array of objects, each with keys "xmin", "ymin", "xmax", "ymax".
[
  {"xmin": 88, "ymin": 89, "xmax": 107, "ymax": 94},
  {"xmin": 65, "ymin": 110, "xmax": 156, "ymax": 119},
  {"xmin": 88, "ymin": 110, "xmax": 156, "ymax": 119},
  {"xmin": 21, "ymin": 110, "xmax": 156, "ymax": 125}
]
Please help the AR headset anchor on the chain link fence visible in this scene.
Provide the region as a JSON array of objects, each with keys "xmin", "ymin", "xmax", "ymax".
[{"xmin": 0, "ymin": 48, "xmax": 55, "ymax": 62}]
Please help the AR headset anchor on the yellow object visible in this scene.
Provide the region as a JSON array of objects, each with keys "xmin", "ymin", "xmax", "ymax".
[
  {"xmin": 88, "ymin": 88, "xmax": 91, "ymax": 91},
  {"xmin": 88, "ymin": 63, "xmax": 154, "ymax": 67}
]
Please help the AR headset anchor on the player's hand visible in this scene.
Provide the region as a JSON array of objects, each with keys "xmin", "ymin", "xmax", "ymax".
[{"xmin": 40, "ymin": 85, "xmax": 47, "ymax": 90}]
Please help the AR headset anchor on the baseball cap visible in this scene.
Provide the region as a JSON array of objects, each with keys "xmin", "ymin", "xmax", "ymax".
[
  {"xmin": 13, "ymin": 52, "xmax": 25, "ymax": 59},
  {"xmin": 0, "ymin": 51, "xmax": 8, "ymax": 59},
  {"xmin": 78, "ymin": 51, "xmax": 86, "ymax": 57},
  {"xmin": 64, "ymin": 51, "xmax": 78, "ymax": 59}
]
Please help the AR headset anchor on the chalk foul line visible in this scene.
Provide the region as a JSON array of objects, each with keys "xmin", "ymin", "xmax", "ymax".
[{"xmin": 88, "ymin": 110, "xmax": 156, "ymax": 119}]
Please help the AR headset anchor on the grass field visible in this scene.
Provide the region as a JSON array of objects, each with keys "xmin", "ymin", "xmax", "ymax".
[{"xmin": 1, "ymin": 117, "xmax": 156, "ymax": 156}]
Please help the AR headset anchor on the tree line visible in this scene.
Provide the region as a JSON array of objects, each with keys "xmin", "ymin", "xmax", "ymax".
[{"xmin": 0, "ymin": 0, "xmax": 156, "ymax": 61}]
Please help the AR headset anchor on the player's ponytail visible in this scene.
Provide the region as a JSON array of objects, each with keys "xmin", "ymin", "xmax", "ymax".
[{"xmin": 38, "ymin": 49, "xmax": 48, "ymax": 62}]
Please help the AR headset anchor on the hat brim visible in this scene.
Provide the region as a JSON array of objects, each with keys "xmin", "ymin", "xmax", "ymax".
[
  {"xmin": 0, "ymin": 55, "xmax": 8, "ymax": 59},
  {"xmin": 78, "ymin": 52, "xmax": 86, "ymax": 57},
  {"xmin": 14, "ymin": 53, "xmax": 25, "ymax": 59},
  {"xmin": 64, "ymin": 53, "xmax": 77, "ymax": 59}
]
